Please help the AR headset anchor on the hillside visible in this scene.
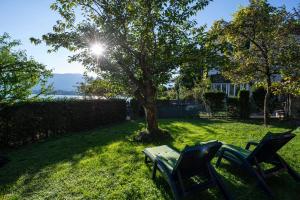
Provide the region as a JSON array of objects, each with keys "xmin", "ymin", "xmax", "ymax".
[{"xmin": 33, "ymin": 73, "xmax": 83, "ymax": 93}]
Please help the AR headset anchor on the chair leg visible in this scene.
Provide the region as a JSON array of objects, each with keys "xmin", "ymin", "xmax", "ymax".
[
  {"xmin": 286, "ymin": 164, "xmax": 300, "ymax": 182},
  {"xmin": 208, "ymin": 164, "xmax": 233, "ymax": 200},
  {"xmin": 144, "ymin": 155, "xmax": 152, "ymax": 164},
  {"xmin": 216, "ymin": 150, "xmax": 224, "ymax": 168},
  {"xmin": 168, "ymin": 179, "xmax": 181, "ymax": 200},
  {"xmin": 152, "ymin": 161, "xmax": 157, "ymax": 179},
  {"xmin": 244, "ymin": 162, "xmax": 274, "ymax": 198},
  {"xmin": 274, "ymin": 154, "xmax": 300, "ymax": 182},
  {"xmin": 177, "ymin": 170, "xmax": 186, "ymax": 195},
  {"xmin": 156, "ymin": 160, "xmax": 182, "ymax": 200},
  {"xmin": 254, "ymin": 159, "xmax": 266, "ymax": 179}
]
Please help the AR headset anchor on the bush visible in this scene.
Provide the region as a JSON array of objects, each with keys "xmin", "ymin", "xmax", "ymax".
[
  {"xmin": 204, "ymin": 92, "xmax": 226, "ymax": 113},
  {"xmin": 252, "ymin": 87, "xmax": 266, "ymax": 111},
  {"xmin": 227, "ymin": 97, "xmax": 239, "ymax": 117},
  {"xmin": 239, "ymin": 90, "xmax": 250, "ymax": 119},
  {"xmin": 0, "ymin": 99, "xmax": 126, "ymax": 147},
  {"xmin": 251, "ymin": 87, "xmax": 278, "ymax": 113},
  {"xmin": 129, "ymin": 99, "xmax": 144, "ymax": 119},
  {"xmin": 156, "ymin": 100, "xmax": 202, "ymax": 118}
]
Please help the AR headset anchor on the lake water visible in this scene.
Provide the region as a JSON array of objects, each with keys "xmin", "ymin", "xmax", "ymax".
[
  {"xmin": 45, "ymin": 95, "xmax": 84, "ymax": 99},
  {"xmin": 30, "ymin": 94, "xmax": 94, "ymax": 99}
]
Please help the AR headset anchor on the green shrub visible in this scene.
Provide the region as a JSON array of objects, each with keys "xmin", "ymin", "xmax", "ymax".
[
  {"xmin": 239, "ymin": 90, "xmax": 250, "ymax": 119},
  {"xmin": 204, "ymin": 92, "xmax": 226, "ymax": 113},
  {"xmin": 251, "ymin": 87, "xmax": 278, "ymax": 112},
  {"xmin": 129, "ymin": 99, "xmax": 144, "ymax": 119},
  {"xmin": 252, "ymin": 87, "xmax": 266, "ymax": 111},
  {"xmin": 0, "ymin": 99, "xmax": 126, "ymax": 147},
  {"xmin": 227, "ymin": 97, "xmax": 239, "ymax": 117}
]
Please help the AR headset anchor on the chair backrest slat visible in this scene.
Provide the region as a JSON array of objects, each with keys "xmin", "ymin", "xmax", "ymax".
[
  {"xmin": 172, "ymin": 141, "xmax": 222, "ymax": 178},
  {"xmin": 247, "ymin": 130, "xmax": 295, "ymax": 163}
]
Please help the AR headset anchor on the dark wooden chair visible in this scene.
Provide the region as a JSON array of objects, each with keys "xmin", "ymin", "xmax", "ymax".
[
  {"xmin": 143, "ymin": 141, "xmax": 232, "ymax": 200},
  {"xmin": 216, "ymin": 130, "xmax": 300, "ymax": 198}
]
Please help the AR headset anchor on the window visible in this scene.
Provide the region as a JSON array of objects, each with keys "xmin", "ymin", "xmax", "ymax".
[{"xmin": 229, "ymin": 84, "xmax": 235, "ymax": 96}]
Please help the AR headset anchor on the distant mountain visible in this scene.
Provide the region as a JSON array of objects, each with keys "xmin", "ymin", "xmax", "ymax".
[{"xmin": 33, "ymin": 73, "xmax": 84, "ymax": 93}]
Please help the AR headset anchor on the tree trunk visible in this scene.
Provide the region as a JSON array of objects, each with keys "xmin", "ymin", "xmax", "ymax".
[
  {"xmin": 264, "ymin": 77, "xmax": 271, "ymax": 126},
  {"xmin": 143, "ymin": 101, "xmax": 160, "ymax": 135},
  {"xmin": 135, "ymin": 71, "xmax": 161, "ymax": 135}
]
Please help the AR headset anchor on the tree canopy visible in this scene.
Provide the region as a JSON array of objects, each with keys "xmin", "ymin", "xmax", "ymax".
[
  {"xmin": 0, "ymin": 33, "xmax": 52, "ymax": 105},
  {"xmin": 32, "ymin": 0, "xmax": 212, "ymax": 137},
  {"xmin": 78, "ymin": 75, "xmax": 128, "ymax": 99},
  {"xmin": 208, "ymin": 0, "xmax": 300, "ymax": 125}
]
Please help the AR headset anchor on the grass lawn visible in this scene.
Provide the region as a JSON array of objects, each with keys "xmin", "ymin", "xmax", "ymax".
[{"xmin": 0, "ymin": 119, "xmax": 299, "ymax": 200}]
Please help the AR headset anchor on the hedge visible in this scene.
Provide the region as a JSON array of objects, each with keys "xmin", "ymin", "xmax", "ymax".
[
  {"xmin": 129, "ymin": 99, "xmax": 144, "ymax": 119},
  {"xmin": 239, "ymin": 90, "xmax": 250, "ymax": 119},
  {"xmin": 251, "ymin": 87, "xmax": 279, "ymax": 113},
  {"xmin": 252, "ymin": 87, "xmax": 266, "ymax": 111},
  {"xmin": 204, "ymin": 92, "xmax": 226, "ymax": 113},
  {"xmin": 227, "ymin": 97, "xmax": 239, "ymax": 117},
  {"xmin": 0, "ymin": 99, "xmax": 126, "ymax": 148}
]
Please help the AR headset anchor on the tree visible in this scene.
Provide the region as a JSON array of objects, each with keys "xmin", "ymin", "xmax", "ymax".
[
  {"xmin": 156, "ymin": 85, "xmax": 177, "ymax": 100},
  {"xmin": 32, "ymin": 0, "xmax": 211, "ymax": 138},
  {"xmin": 78, "ymin": 75, "xmax": 128, "ymax": 99},
  {"xmin": 178, "ymin": 65, "xmax": 204, "ymax": 90},
  {"xmin": 209, "ymin": 0, "xmax": 300, "ymax": 125},
  {"xmin": 176, "ymin": 25, "xmax": 230, "ymax": 102},
  {"xmin": 0, "ymin": 33, "xmax": 52, "ymax": 105}
]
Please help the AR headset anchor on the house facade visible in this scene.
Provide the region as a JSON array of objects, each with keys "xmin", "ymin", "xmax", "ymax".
[
  {"xmin": 207, "ymin": 69, "xmax": 300, "ymax": 118},
  {"xmin": 208, "ymin": 68, "xmax": 251, "ymax": 97}
]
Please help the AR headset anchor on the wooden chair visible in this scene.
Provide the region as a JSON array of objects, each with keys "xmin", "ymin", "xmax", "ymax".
[
  {"xmin": 143, "ymin": 141, "xmax": 232, "ymax": 200},
  {"xmin": 216, "ymin": 131, "xmax": 300, "ymax": 198}
]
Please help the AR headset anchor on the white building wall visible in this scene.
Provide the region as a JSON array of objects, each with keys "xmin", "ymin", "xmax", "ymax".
[{"xmin": 211, "ymin": 83, "xmax": 250, "ymax": 97}]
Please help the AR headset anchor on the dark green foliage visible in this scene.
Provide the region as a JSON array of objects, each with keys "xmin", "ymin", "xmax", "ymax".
[
  {"xmin": 129, "ymin": 99, "xmax": 144, "ymax": 119},
  {"xmin": 0, "ymin": 99, "xmax": 126, "ymax": 147},
  {"xmin": 157, "ymin": 100, "xmax": 202, "ymax": 118},
  {"xmin": 227, "ymin": 97, "xmax": 239, "ymax": 117},
  {"xmin": 251, "ymin": 87, "xmax": 278, "ymax": 113},
  {"xmin": 227, "ymin": 91, "xmax": 250, "ymax": 119},
  {"xmin": 177, "ymin": 65, "xmax": 205, "ymax": 89},
  {"xmin": 156, "ymin": 86, "xmax": 177, "ymax": 100},
  {"xmin": 239, "ymin": 90, "xmax": 250, "ymax": 119},
  {"xmin": 77, "ymin": 77, "xmax": 128, "ymax": 99},
  {"xmin": 0, "ymin": 33, "xmax": 52, "ymax": 104},
  {"xmin": 130, "ymin": 100, "xmax": 203, "ymax": 119},
  {"xmin": 204, "ymin": 92, "xmax": 226, "ymax": 113},
  {"xmin": 252, "ymin": 87, "xmax": 266, "ymax": 111}
]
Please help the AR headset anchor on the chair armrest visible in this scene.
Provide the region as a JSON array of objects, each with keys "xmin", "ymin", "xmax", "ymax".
[
  {"xmin": 245, "ymin": 141, "xmax": 259, "ymax": 150},
  {"xmin": 156, "ymin": 158, "xmax": 173, "ymax": 178},
  {"xmin": 219, "ymin": 146, "xmax": 246, "ymax": 161}
]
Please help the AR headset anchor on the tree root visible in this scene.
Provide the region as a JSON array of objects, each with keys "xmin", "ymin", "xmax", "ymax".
[{"xmin": 134, "ymin": 129, "xmax": 171, "ymax": 143}]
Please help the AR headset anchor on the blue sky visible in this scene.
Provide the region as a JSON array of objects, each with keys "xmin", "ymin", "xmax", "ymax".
[{"xmin": 0, "ymin": 0, "xmax": 298, "ymax": 74}]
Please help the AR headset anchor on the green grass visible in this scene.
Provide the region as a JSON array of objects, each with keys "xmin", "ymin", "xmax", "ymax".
[{"xmin": 0, "ymin": 119, "xmax": 299, "ymax": 200}]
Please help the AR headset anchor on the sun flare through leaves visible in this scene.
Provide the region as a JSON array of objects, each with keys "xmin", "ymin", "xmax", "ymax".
[{"xmin": 90, "ymin": 43, "xmax": 105, "ymax": 56}]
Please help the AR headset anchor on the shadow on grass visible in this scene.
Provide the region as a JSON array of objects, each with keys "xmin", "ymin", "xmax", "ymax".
[
  {"xmin": 0, "ymin": 121, "xmax": 145, "ymax": 188},
  {"xmin": 148, "ymin": 165, "xmax": 238, "ymax": 200},
  {"xmin": 1, "ymin": 118, "xmax": 299, "ymax": 199},
  {"xmin": 215, "ymin": 160, "xmax": 300, "ymax": 200},
  {"xmin": 144, "ymin": 162, "xmax": 228, "ymax": 200}
]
